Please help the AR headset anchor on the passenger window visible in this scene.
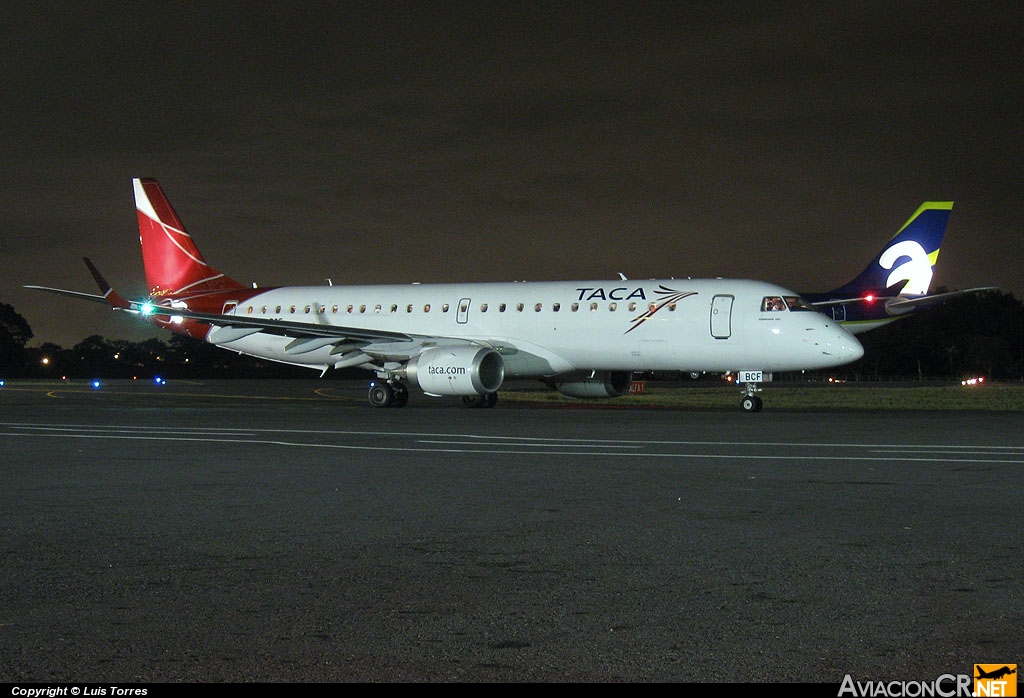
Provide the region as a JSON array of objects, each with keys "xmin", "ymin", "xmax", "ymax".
[{"xmin": 552, "ymin": 302, "xmax": 560, "ymax": 312}]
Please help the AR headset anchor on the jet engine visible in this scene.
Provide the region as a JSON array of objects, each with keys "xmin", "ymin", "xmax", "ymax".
[
  {"xmin": 405, "ymin": 345, "xmax": 505, "ymax": 397},
  {"xmin": 554, "ymin": 370, "xmax": 632, "ymax": 398}
]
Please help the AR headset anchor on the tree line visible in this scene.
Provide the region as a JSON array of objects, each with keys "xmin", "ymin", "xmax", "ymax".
[{"xmin": 2, "ymin": 291, "xmax": 1022, "ymax": 381}]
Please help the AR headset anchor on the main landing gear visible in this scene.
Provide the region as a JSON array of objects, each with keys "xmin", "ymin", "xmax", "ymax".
[
  {"xmin": 462, "ymin": 393, "xmax": 498, "ymax": 408},
  {"xmin": 367, "ymin": 380, "xmax": 409, "ymax": 408},
  {"xmin": 366, "ymin": 380, "xmax": 498, "ymax": 408}
]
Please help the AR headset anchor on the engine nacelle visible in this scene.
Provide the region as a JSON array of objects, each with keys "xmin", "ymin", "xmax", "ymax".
[
  {"xmin": 406, "ymin": 345, "xmax": 505, "ymax": 397},
  {"xmin": 554, "ymin": 370, "xmax": 632, "ymax": 399}
]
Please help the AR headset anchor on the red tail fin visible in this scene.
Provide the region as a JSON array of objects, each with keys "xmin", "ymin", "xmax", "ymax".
[{"xmin": 133, "ymin": 178, "xmax": 246, "ymax": 298}]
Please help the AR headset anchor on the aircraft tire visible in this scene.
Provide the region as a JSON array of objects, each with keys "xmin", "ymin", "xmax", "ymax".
[
  {"xmin": 462, "ymin": 393, "xmax": 498, "ymax": 408},
  {"xmin": 740, "ymin": 395, "xmax": 763, "ymax": 412},
  {"xmin": 368, "ymin": 382, "xmax": 394, "ymax": 408}
]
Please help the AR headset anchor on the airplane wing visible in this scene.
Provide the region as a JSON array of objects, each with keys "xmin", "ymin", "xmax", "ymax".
[
  {"xmin": 27, "ymin": 257, "xmax": 415, "ymax": 345},
  {"xmin": 24, "ymin": 284, "xmax": 112, "ymax": 305},
  {"xmin": 26, "ymin": 259, "xmax": 537, "ymax": 372},
  {"xmin": 135, "ymin": 303, "xmax": 415, "ymax": 344}
]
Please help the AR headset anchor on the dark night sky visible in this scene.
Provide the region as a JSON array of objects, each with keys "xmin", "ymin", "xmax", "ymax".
[{"xmin": 3, "ymin": 1, "xmax": 1023, "ymax": 348}]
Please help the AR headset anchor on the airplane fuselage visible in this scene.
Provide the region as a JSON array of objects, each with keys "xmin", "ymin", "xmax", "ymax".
[{"xmin": 162, "ymin": 277, "xmax": 862, "ymax": 377}]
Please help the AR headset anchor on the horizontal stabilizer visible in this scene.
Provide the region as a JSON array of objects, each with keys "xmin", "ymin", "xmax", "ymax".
[
  {"xmin": 810, "ymin": 295, "xmax": 892, "ymax": 309},
  {"xmin": 885, "ymin": 287, "xmax": 999, "ymax": 311}
]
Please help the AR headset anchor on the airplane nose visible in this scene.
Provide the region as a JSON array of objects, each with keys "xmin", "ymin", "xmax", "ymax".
[
  {"xmin": 810, "ymin": 323, "xmax": 863, "ymax": 366},
  {"xmin": 830, "ymin": 326, "xmax": 864, "ymax": 362},
  {"xmin": 845, "ymin": 333, "xmax": 865, "ymax": 361}
]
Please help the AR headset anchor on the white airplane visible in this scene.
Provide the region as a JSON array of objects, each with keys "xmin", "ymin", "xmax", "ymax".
[{"xmin": 28, "ymin": 178, "xmax": 864, "ymax": 411}]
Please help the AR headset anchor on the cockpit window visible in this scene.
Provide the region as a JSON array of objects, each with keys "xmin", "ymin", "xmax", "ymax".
[
  {"xmin": 784, "ymin": 296, "xmax": 815, "ymax": 311},
  {"xmin": 761, "ymin": 296, "xmax": 786, "ymax": 312}
]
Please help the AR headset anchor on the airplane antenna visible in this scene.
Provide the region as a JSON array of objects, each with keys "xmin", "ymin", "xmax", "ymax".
[{"xmin": 618, "ymin": 272, "xmax": 628, "ymax": 280}]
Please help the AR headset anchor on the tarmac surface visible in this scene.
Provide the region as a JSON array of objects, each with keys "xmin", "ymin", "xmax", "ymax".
[{"xmin": 1, "ymin": 379, "xmax": 1022, "ymax": 682}]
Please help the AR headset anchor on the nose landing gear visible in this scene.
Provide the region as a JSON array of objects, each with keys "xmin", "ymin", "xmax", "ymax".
[{"xmin": 737, "ymin": 371, "xmax": 766, "ymax": 412}]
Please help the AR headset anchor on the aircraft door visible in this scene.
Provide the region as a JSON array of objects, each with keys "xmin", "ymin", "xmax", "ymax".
[
  {"xmin": 457, "ymin": 297, "xmax": 471, "ymax": 324},
  {"xmin": 710, "ymin": 294, "xmax": 733, "ymax": 339}
]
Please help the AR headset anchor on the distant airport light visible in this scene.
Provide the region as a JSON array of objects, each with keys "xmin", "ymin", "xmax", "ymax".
[
  {"xmin": 154, "ymin": 376, "xmax": 167, "ymax": 385},
  {"xmin": 961, "ymin": 376, "xmax": 986, "ymax": 387},
  {"xmin": 91, "ymin": 379, "xmax": 102, "ymax": 389}
]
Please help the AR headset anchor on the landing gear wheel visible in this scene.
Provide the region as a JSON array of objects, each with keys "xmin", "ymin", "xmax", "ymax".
[
  {"xmin": 368, "ymin": 382, "xmax": 394, "ymax": 408},
  {"xmin": 740, "ymin": 395, "xmax": 763, "ymax": 412},
  {"xmin": 369, "ymin": 381, "xmax": 410, "ymax": 408},
  {"xmin": 462, "ymin": 392, "xmax": 498, "ymax": 408}
]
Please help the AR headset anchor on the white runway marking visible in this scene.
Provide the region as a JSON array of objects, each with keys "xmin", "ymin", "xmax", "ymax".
[{"xmin": 4, "ymin": 421, "xmax": 1024, "ymax": 463}]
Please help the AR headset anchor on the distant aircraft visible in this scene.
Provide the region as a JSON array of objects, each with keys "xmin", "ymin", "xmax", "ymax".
[
  {"xmin": 804, "ymin": 201, "xmax": 996, "ymax": 333},
  {"xmin": 28, "ymin": 178, "xmax": 864, "ymax": 411}
]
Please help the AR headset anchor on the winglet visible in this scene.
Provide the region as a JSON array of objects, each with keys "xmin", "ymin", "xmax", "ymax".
[{"xmin": 83, "ymin": 257, "xmax": 132, "ymax": 309}]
